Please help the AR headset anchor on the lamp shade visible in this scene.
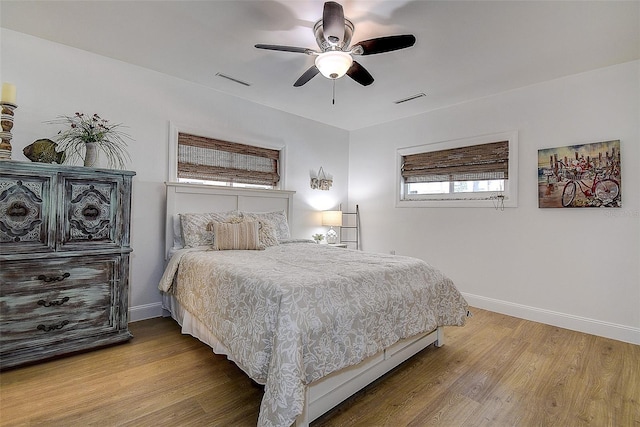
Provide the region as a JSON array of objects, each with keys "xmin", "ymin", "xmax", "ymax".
[
  {"xmin": 322, "ymin": 210, "xmax": 343, "ymax": 227},
  {"xmin": 315, "ymin": 51, "xmax": 353, "ymax": 79}
]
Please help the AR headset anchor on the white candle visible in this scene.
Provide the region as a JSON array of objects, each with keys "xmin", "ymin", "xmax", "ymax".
[{"xmin": 1, "ymin": 83, "xmax": 17, "ymax": 104}]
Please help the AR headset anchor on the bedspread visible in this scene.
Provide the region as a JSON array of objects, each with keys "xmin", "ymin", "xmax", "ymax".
[{"xmin": 159, "ymin": 242, "xmax": 468, "ymax": 427}]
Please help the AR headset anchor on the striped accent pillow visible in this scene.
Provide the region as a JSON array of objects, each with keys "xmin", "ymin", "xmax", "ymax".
[{"xmin": 212, "ymin": 221, "xmax": 261, "ymax": 250}]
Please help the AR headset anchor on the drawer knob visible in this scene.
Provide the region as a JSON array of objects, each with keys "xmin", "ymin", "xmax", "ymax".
[
  {"xmin": 37, "ymin": 320, "xmax": 70, "ymax": 332},
  {"xmin": 37, "ymin": 272, "xmax": 71, "ymax": 283},
  {"xmin": 37, "ymin": 297, "xmax": 70, "ymax": 307}
]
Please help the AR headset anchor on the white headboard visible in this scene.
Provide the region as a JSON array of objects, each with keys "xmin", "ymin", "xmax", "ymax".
[{"xmin": 165, "ymin": 182, "xmax": 295, "ymax": 256}]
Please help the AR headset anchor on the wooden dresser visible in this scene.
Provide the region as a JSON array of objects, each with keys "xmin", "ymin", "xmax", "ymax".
[{"xmin": 0, "ymin": 161, "xmax": 135, "ymax": 369}]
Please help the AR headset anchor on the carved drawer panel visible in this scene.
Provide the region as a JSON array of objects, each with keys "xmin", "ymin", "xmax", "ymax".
[
  {"xmin": 58, "ymin": 176, "xmax": 122, "ymax": 251},
  {"xmin": 0, "ymin": 174, "xmax": 55, "ymax": 254}
]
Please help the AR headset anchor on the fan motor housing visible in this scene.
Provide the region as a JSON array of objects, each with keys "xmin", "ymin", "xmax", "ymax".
[{"xmin": 314, "ymin": 18, "xmax": 354, "ymax": 51}]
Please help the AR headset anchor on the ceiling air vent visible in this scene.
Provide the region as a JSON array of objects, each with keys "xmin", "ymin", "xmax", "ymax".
[
  {"xmin": 215, "ymin": 72, "xmax": 251, "ymax": 87},
  {"xmin": 394, "ymin": 93, "xmax": 426, "ymax": 104}
]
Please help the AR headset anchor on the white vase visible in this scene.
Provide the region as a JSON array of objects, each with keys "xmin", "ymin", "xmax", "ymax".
[{"xmin": 84, "ymin": 142, "xmax": 98, "ymax": 167}]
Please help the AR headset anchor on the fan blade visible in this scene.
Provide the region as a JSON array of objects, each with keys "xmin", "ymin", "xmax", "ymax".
[
  {"xmin": 352, "ymin": 35, "xmax": 416, "ymax": 55},
  {"xmin": 255, "ymin": 44, "xmax": 315, "ymax": 55},
  {"xmin": 294, "ymin": 66, "xmax": 320, "ymax": 87},
  {"xmin": 323, "ymin": 1, "xmax": 344, "ymax": 45},
  {"xmin": 346, "ymin": 61, "xmax": 374, "ymax": 86}
]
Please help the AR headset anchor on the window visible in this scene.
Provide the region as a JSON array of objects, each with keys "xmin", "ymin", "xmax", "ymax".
[
  {"xmin": 174, "ymin": 132, "xmax": 281, "ymax": 189},
  {"xmin": 397, "ymin": 131, "xmax": 518, "ymax": 207}
]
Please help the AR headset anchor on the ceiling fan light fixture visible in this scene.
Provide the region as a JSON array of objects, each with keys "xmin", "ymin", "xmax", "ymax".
[
  {"xmin": 315, "ymin": 51, "xmax": 353, "ymax": 79},
  {"xmin": 255, "ymin": 2, "xmax": 416, "ymax": 88}
]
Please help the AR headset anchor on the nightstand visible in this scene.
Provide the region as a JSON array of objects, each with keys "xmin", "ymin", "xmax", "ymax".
[{"xmin": 328, "ymin": 243, "xmax": 348, "ymax": 248}]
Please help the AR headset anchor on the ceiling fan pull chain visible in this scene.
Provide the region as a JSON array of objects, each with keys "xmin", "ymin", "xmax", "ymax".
[{"xmin": 333, "ymin": 79, "xmax": 336, "ymax": 105}]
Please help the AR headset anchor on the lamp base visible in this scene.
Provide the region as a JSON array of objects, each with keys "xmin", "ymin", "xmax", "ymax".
[{"xmin": 326, "ymin": 226, "xmax": 338, "ymax": 244}]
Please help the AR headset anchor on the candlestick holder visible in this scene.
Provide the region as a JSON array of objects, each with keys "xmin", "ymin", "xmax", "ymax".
[{"xmin": 0, "ymin": 102, "xmax": 17, "ymax": 160}]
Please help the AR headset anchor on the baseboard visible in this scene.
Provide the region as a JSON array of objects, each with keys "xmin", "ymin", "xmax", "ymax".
[
  {"xmin": 462, "ymin": 292, "xmax": 640, "ymax": 345},
  {"xmin": 129, "ymin": 296, "xmax": 639, "ymax": 345},
  {"xmin": 129, "ymin": 302, "xmax": 164, "ymax": 322}
]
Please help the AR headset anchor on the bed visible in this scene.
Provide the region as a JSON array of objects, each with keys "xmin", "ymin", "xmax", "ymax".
[{"xmin": 160, "ymin": 182, "xmax": 469, "ymax": 427}]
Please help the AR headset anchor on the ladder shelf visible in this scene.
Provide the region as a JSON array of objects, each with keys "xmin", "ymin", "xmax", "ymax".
[{"xmin": 340, "ymin": 205, "xmax": 360, "ymax": 250}]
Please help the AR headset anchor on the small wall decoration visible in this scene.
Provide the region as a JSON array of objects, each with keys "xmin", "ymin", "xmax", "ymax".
[
  {"xmin": 538, "ymin": 140, "xmax": 621, "ymax": 208},
  {"xmin": 310, "ymin": 167, "xmax": 333, "ymax": 190}
]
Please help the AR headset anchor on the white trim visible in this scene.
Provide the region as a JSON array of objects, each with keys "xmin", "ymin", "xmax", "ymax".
[
  {"xmin": 396, "ymin": 130, "xmax": 519, "ymax": 208},
  {"xmin": 462, "ymin": 292, "xmax": 640, "ymax": 345},
  {"xmin": 129, "ymin": 302, "xmax": 164, "ymax": 322},
  {"xmin": 168, "ymin": 122, "xmax": 179, "ymax": 183}
]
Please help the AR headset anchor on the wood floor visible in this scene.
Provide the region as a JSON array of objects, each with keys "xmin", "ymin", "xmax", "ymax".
[{"xmin": 1, "ymin": 308, "xmax": 638, "ymax": 426}]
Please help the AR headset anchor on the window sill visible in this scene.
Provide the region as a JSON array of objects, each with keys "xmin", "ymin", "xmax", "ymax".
[{"xmin": 396, "ymin": 197, "xmax": 516, "ymax": 208}]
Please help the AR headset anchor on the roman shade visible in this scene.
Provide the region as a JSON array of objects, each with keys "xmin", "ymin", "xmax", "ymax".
[
  {"xmin": 402, "ymin": 140, "xmax": 509, "ymax": 183},
  {"xmin": 178, "ymin": 133, "xmax": 280, "ymax": 186}
]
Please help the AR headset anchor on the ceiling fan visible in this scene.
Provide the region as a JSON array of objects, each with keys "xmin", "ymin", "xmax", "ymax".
[{"xmin": 255, "ymin": 1, "xmax": 416, "ymax": 87}]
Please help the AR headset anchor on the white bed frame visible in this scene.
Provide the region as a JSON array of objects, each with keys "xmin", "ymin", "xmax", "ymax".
[{"xmin": 164, "ymin": 182, "xmax": 444, "ymax": 426}]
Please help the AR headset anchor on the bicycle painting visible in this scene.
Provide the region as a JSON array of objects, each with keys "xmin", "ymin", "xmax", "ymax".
[{"xmin": 538, "ymin": 140, "xmax": 621, "ymax": 208}]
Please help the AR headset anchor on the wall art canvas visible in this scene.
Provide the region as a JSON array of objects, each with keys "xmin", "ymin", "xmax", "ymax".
[{"xmin": 538, "ymin": 140, "xmax": 621, "ymax": 208}]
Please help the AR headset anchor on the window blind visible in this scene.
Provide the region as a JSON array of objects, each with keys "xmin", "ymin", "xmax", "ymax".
[
  {"xmin": 402, "ymin": 141, "xmax": 509, "ymax": 183},
  {"xmin": 177, "ymin": 133, "xmax": 280, "ymax": 186}
]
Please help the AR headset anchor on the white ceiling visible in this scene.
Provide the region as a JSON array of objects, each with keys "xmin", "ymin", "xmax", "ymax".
[{"xmin": 1, "ymin": 1, "xmax": 638, "ymax": 131}]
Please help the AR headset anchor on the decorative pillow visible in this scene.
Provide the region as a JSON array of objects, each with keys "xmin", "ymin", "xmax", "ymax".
[
  {"xmin": 180, "ymin": 211, "xmax": 238, "ymax": 248},
  {"xmin": 224, "ymin": 215, "xmax": 244, "ymax": 224},
  {"xmin": 258, "ymin": 219, "xmax": 279, "ymax": 248},
  {"xmin": 212, "ymin": 221, "xmax": 261, "ymax": 250},
  {"xmin": 242, "ymin": 211, "xmax": 290, "ymax": 240},
  {"xmin": 207, "ymin": 217, "xmax": 279, "ymax": 249}
]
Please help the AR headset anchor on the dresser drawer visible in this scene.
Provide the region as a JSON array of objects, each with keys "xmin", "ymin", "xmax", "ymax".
[
  {"xmin": 0, "ymin": 257, "xmax": 116, "ymax": 291},
  {"xmin": 0, "ymin": 257, "xmax": 121, "ymax": 353}
]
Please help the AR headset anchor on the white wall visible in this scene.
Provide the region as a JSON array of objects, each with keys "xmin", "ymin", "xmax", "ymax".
[
  {"xmin": 3, "ymin": 29, "xmax": 638, "ymax": 344},
  {"xmin": 1, "ymin": 29, "xmax": 350, "ymax": 320},
  {"xmin": 349, "ymin": 61, "xmax": 640, "ymax": 344}
]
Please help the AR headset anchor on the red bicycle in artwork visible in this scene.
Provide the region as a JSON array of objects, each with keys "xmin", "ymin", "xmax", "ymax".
[{"xmin": 559, "ymin": 164, "xmax": 620, "ymax": 207}]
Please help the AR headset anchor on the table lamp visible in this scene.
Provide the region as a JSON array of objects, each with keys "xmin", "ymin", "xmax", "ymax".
[{"xmin": 322, "ymin": 210, "xmax": 342, "ymax": 244}]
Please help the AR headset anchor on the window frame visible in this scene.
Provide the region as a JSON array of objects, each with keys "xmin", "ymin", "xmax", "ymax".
[
  {"xmin": 396, "ymin": 131, "xmax": 518, "ymax": 208},
  {"xmin": 168, "ymin": 122, "xmax": 286, "ymax": 189}
]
